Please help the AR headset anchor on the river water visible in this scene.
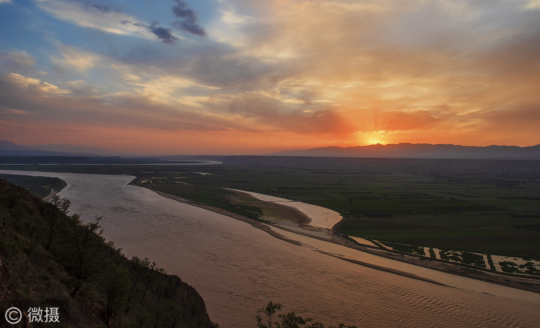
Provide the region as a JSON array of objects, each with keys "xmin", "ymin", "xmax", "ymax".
[{"xmin": 2, "ymin": 170, "xmax": 540, "ymax": 327}]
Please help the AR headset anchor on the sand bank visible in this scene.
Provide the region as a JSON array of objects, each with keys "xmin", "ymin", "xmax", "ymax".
[{"xmin": 228, "ymin": 189, "xmax": 342, "ymax": 229}]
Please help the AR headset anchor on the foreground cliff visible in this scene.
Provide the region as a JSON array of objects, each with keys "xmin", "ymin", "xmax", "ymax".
[{"xmin": 0, "ymin": 178, "xmax": 216, "ymax": 327}]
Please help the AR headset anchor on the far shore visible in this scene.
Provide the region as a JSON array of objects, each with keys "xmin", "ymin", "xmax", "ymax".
[{"xmin": 141, "ymin": 185, "xmax": 540, "ymax": 296}]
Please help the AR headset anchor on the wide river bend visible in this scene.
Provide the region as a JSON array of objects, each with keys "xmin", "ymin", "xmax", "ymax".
[{"xmin": 1, "ymin": 170, "xmax": 540, "ymax": 327}]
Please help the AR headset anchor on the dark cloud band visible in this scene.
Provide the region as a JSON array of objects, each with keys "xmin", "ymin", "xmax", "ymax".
[
  {"xmin": 81, "ymin": 3, "xmax": 121, "ymax": 14},
  {"xmin": 134, "ymin": 22, "xmax": 177, "ymax": 45},
  {"xmin": 171, "ymin": 0, "xmax": 206, "ymax": 37}
]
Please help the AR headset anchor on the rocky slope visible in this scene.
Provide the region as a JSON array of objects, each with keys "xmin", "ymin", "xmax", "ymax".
[{"xmin": 0, "ymin": 178, "xmax": 216, "ymax": 327}]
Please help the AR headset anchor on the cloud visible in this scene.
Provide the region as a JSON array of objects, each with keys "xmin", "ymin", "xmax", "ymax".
[
  {"xmin": 482, "ymin": 102, "xmax": 540, "ymax": 129},
  {"xmin": 81, "ymin": 3, "xmax": 121, "ymax": 14},
  {"xmin": 132, "ymin": 21, "xmax": 178, "ymax": 44},
  {"xmin": 36, "ymin": 0, "xmax": 189, "ymax": 44},
  {"xmin": 109, "ymin": 62, "xmax": 219, "ymax": 105},
  {"xmin": 35, "ymin": 0, "xmax": 157, "ymax": 40},
  {"xmin": 51, "ymin": 45, "xmax": 100, "ymax": 72},
  {"xmin": 0, "ymin": 0, "xmax": 12, "ymax": 4},
  {"xmin": 0, "ymin": 72, "xmax": 241, "ymax": 133},
  {"xmin": 5, "ymin": 109, "xmax": 26, "ymax": 115},
  {"xmin": 148, "ymin": 23, "xmax": 178, "ymax": 44},
  {"xmin": 5, "ymin": 73, "xmax": 41, "ymax": 87},
  {"xmin": 0, "ymin": 50, "xmax": 36, "ymax": 75},
  {"xmin": 65, "ymin": 80, "xmax": 101, "ymax": 97},
  {"xmin": 171, "ymin": 0, "xmax": 207, "ymax": 37},
  {"xmin": 5, "ymin": 0, "xmax": 540, "ymax": 150},
  {"xmin": 210, "ymin": 91, "xmax": 356, "ymax": 134},
  {"xmin": 525, "ymin": 0, "xmax": 540, "ymax": 10},
  {"xmin": 4, "ymin": 73, "xmax": 70, "ymax": 94}
]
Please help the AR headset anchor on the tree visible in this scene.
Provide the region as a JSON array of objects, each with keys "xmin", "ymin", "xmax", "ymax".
[
  {"xmin": 101, "ymin": 265, "xmax": 130, "ymax": 327},
  {"xmin": 40, "ymin": 203, "xmax": 60, "ymax": 251},
  {"xmin": 51, "ymin": 195, "xmax": 71, "ymax": 215},
  {"xmin": 130, "ymin": 256, "xmax": 150, "ymax": 291},
  {"xmin": 141, "ymin": 262, "xmax": 166, "ymax": 301},
  {"xmin": 42, "ymin": 196, "xmax": 71, "ymax": 250},
  {"xmin": 106, "ymin": 241, "xmax": 124, "ymax": 264},
  {"xmin": 163, "ymin": 301, "xmax": 185, "ymax": 328},
  {"xmin": 256, "ymin": 302, "xmax": 357, "ymax": 328},
  {"xmin": 57, "ymin": 217, "xmax": 106, "ymax": 296}
]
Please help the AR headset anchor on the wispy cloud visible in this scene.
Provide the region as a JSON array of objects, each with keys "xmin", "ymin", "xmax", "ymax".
[
  {"xmin": 34, "ymin": 0, "xmax": 164, "ymax": 42},
  {"xmin": 50, "ymin": 45, "xmax": 100, "ymax": 72},
  {"xmin": 0, "ymin": 50, "xmax": 36, "ymax": 75},
  {"xmin": 4, "ymin": 73, "xmax": 70, "ymax": 94}
]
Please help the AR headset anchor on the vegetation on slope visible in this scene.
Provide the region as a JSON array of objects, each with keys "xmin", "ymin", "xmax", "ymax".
[
  {"xmin": 0, "ymin": 178, "xmax": 216, "ymax": 327},
  {"xmin": 256, "ymin": 302, "xmax": 357, "ymax": 328}
]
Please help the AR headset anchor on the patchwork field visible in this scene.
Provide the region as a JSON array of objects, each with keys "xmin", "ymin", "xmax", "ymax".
[{"xmin": 350, "ymin": 237, "xmax": 540, "ymax": 277}]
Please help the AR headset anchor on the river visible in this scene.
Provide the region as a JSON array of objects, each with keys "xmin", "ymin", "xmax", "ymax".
[{"xmin": 1, "ymin": 170, "xmax": 540, "ymax": 327}]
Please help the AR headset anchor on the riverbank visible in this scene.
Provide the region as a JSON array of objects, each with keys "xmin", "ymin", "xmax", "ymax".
[
  {"xmin": 146, "ymin": 186, "xmax": 540, "ymax": 295},
  {"xmin": 149, "ymin": 189, "xmax": 303, "ymax": 247}
]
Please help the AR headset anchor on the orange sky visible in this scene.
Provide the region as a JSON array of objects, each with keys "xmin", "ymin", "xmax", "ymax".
[{"xmin": 1, "ymin": 0, "xmax": 540, "ymax": 155}]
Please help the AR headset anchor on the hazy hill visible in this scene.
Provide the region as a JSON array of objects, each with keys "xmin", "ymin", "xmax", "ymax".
[
  {"xmin": 271, "ymin": 144, "xmax": 540, "ymax": 160},
  {"xmin": 0, "ymin": 140, "xmax": 33, "ymax": 151},
  {"xmin": 28, "ymin": 143, "xmax": 125, "ymax": 157},
  {"xmin": 0, "ymin": 140, "xmax": 120, "ymax": 157}
]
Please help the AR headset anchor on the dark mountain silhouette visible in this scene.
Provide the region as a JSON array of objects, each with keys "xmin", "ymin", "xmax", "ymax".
[
  {"xmin": 271, "ymin": 143, "xmax": 540, "ymax": 160},
  {"xmin": 28, "ymin": 143, "xmax": 127, "ymax": 156},
  {"xmin": 0, "ymin": 140, "xmax": 117, "ymax": 157},
  {"xmin": 0, "ymin": 140, "xmax": 33, "ymax": 151}
]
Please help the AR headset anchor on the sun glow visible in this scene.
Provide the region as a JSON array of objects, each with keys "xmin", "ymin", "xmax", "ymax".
[{"xmin": 356, "ymin": 131, "xmax": 388, "ymax": 146}]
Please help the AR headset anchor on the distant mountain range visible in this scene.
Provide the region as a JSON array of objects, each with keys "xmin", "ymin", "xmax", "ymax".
[
  {"xmin": 0, "ymin": 140, "xmax": 123, "ymax": 157},
  {"xmin": 271, "ymin": 144, "xmax": 540, "ymax": 160},
  {"xmin": 3, "ymin": 139, "xmax": 540, "ymax": 160}
]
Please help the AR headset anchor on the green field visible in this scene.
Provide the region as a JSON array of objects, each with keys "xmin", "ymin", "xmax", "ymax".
[{"xmin": 2, "ymin": 162, "xmax": 540, "ymax": 257}]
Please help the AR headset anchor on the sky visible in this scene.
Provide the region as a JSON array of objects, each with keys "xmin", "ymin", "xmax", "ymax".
[{"xmin": 0, "ymin": 0, "xmax": 539, "ymax": 155}]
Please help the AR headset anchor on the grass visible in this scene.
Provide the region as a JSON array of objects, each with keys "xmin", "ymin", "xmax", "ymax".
[
  {"xmin": 139, "ymin": 183, "xmax": 265, "ymax": 221},
  {"xmin": 499, "ymin": 262, "xmax": 540, "ymax": 276},
  {"xmin": 439, "ymin": 250, "xmax": 486, "ymax": 268}
]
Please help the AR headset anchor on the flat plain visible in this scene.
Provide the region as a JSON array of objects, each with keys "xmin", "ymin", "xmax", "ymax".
[{"xmin": 2, "ymin": 160, "xmax": 539, "ymax": 258}]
